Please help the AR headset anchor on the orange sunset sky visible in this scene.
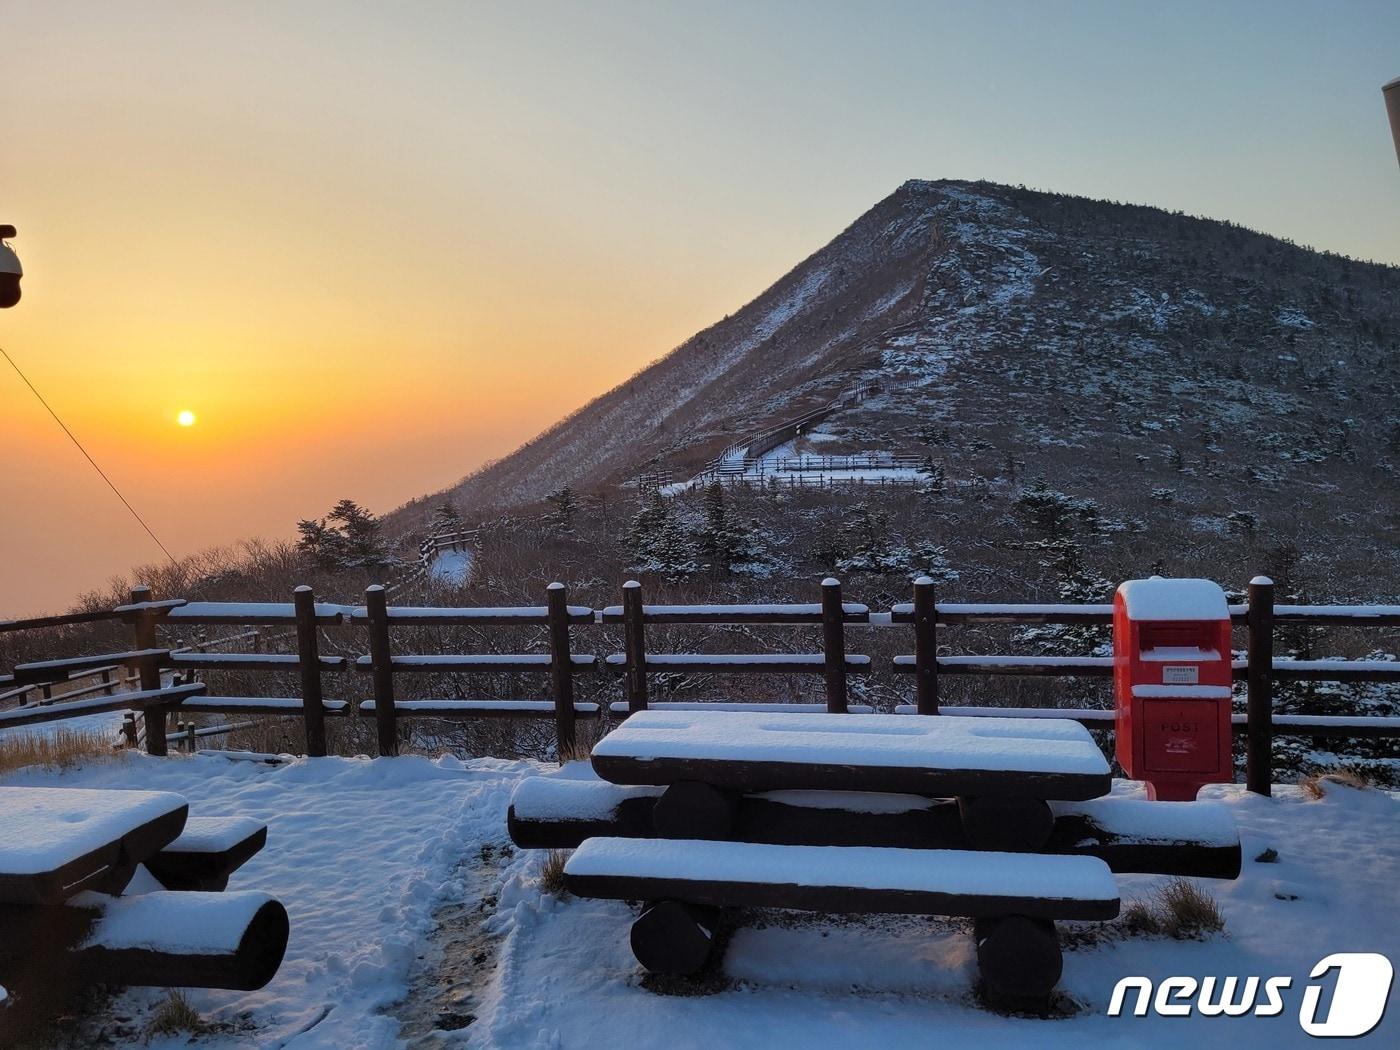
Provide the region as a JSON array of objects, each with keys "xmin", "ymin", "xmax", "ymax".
[{"xmin": 3, "ymin": 1, "xmax": 1398, "ymax": 616}]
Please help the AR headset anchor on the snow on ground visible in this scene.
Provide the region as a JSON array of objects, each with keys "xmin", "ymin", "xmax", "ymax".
[
  {"xmin": 429, "ymin": 548, "xmax": 474, "ymax": 587},
  {"xmin": 0, "ymin": 707, "xmax": 128, "ymax": 741},
  {"xmin": 2, "ymin": 751, "xmax": 533, "ymax": 1049},
  {"xmin": 477, "ymin": 779, "xmax": 1399, "ymax": 1050},
  {"xmin": 3, "ymin": 755, "xmax": 1397, "ymax": 1048}
]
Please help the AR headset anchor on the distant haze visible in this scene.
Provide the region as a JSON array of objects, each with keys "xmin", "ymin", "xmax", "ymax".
[{"xmin": 2, "ymin": 0, "xmax": 1398, "ymax": 616}]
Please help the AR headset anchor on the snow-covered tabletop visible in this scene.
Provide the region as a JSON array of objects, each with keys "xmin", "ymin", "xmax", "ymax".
[
  {"xmin": 0, "ymin": 786, "xmax": 189, "ymax": 903},
  {"xmin": 591, "ymin": 709, "xmax": 1112, "ymax": 800}
]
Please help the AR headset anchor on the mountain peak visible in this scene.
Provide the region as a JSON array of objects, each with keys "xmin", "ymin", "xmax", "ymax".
[{"xmin": 398, "ymin": 182, "xmax": 1400, "ymax": 528}]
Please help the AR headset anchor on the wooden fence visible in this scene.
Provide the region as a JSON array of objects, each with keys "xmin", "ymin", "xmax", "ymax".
[
  {"xmin": 2, "ymin": 577, "xmax": 1397, "ymax": 795},
  {"xmin": 384, "ymin": 526, "xmax": 479, "ymax": 599}
]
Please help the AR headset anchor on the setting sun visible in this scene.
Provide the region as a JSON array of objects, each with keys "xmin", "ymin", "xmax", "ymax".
[{"xmin": 176, "ymin": 409, "xmax": 196, "ymax": 427}]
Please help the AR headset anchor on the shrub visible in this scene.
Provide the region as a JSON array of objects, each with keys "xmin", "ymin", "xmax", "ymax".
[
  {"xmin": 144, "ymin": 990, "xmax": 205, "ymax": 1038},
  {"xmin": 539, "ymin": 850, "xmax": 570, "ymax": 896},
  {"xmin": 0, "ymin": 728, "xmax": 114, "ymax": 776},
  {"xmin": 1300, "ymin": 767, "xmax": 1371, "ymax": 799},
  {"xmin": 1120, "ymin": 878, "xmax": 1224, "ymax": 939}
]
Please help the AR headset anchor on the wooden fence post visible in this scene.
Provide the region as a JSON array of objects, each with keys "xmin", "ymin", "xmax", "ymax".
[
  {"xmin": 1246, "ymin": 575, "xmax": 1275, "ymax": 796},
  {"xmin": 120, "ymin": 712, "xmax": 138, "ymax": 749},
  {"xmin": 365, "ymin": 584, "xmax": 398, "ymax": 757},
  {"xmin": 821, "ymin": 577, "xmax": 848, "ymax": 713},
  {"xmin": 294, "ymin": 585, "xmax": 327, "ymax": 758},
  {"xmin": 129, "ymin": 585, "xmax": 168, "ymax": 756},
  {"xmin": 548, "ymin": 582, "xmax": 577, "ymax": 759},
  {"xmin": 913, "ymin": 576, "xmax": 940, "ymax": 714},
  {"xmin": 622, "ymin": 580, "xmax": 649, "ymax": 714},
  {"xmin": 101, "ymin": 667, "xmax": 114, "ymax": 696}
]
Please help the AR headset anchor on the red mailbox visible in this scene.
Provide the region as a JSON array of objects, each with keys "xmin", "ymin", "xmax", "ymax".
[{"xmin": 1114, "ymin": 578, "xmax": 1233, "ymax": 801}]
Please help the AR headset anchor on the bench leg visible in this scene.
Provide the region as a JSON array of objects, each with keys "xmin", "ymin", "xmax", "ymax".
[
  {"xmin": 630, "ymin": 900, "xmax": 719, "ymax": 976},
  {"xmin": 973, "ymin": 914, "xmax": 1062, "ymax": 1012},
  {"xmin": 652, "ymin": 782, "xmax": 739, "ymax": 841},
  {"xmin": 957, "ymin": 797, "xmax": 1053, "ymax": 852}
]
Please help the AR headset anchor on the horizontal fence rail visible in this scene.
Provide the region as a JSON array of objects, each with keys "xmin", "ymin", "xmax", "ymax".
[{"xmin": 2, "ymin": 575, "xmax": 1396, "ymax": 793}]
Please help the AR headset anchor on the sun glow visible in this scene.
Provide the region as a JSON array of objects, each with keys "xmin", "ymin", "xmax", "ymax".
[{"xmin": 177, "ymin": 409, "xmax": 197, "ymax": 427}]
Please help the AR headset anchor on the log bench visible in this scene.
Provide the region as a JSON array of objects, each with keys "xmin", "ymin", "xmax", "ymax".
[
  {"xmin": 144, "ymin": 816, "xmax": 269, "ymax": 892},
  {"xmin": 507, "ymin": 774, "xmax": 1242, "ymax": 878},
  {"xmin": 0, "ymin": 788, "xmax": 287, "ymax": 1038},
  {"xmin": 563, "ymin": 836, "xmax": 1119, "ymax": 1007}
]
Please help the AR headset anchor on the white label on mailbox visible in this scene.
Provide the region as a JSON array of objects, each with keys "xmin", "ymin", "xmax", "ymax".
[{"xmin": 1163, "ymin": 665, "xmax": 1200, "ymax": 685}]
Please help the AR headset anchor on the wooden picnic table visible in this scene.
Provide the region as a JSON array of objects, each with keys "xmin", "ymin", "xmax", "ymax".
[
  {"xmin": 0, "ymin": 787, "xmax": 189, "ymax": 904},
  {"xmin": 590, "ymin": 709, "xmax": 1113, "ymax": 801},
  {"xmin": 0, "ymin": 786, "xmax": 287, "ymax": 1038},
  {"xmin": 512, "ymin": 707, "xmax": 1240, "ymax": 1012}
]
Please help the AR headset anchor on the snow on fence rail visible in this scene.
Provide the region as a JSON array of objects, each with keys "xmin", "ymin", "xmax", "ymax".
[{"xmin": 2, "ymin": 577, "xmax": 1396, "ymax": 794}]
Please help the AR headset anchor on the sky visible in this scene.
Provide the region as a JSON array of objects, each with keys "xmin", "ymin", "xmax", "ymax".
[{"xmin": 1, "ymin": 0, "xmax": 1398, "ymax": 616}]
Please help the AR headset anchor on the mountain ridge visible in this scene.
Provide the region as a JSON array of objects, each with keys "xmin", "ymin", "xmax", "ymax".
[{"xmin": 390, "ymin": 179, "xmax": 1400, "ymax": 537}]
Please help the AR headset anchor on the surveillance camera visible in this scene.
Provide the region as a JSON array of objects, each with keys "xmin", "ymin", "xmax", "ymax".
[{"xmin": 0, "ymin": 225, "xmax": 21, "ymax": 308}]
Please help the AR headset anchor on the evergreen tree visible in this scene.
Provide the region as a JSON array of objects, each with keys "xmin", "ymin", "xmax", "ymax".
[
  {"xmin": 431, "ymin": 502, "xmax": 463, "ymax": 534},
  {"xmin": 327, "ymin": 500, "xmax": 389, "ymax": 570},
  {"xmin": 909, "ymin": 540, "xmax": 960, "ymax": 584},
  {"xmin": 546, "ymin": 486, "xmax": 579, "ymax": 534},
  {"xmin": 838, "ymin": 503, "xmax": 900, "ymax": 574},
  {"xmin": 295, "ymin": 517, "xmax": 345, "ymax": 570},
  {"xmin": 297, "ymin": 500, "xmax": 393, "ymax": 572},
  {"xmin": 917, "ymin": 455, "xmax": 945, "ymax": 498},
  {"xmin": 627, "ymin": 492, "xmax": 698, "ymax": 580},
  {"xmin": 694, "ymin": 481, "xmax": 753, "ymax": 571}
]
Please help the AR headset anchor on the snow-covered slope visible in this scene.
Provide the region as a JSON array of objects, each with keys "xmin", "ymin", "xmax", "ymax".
[{"xmin": 398, "ymin": 179, "xmax": 1400, "ymax": 525}]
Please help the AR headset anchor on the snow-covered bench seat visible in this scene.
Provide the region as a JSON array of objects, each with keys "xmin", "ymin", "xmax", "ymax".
[
  {"xmin": 507, "ymin": 775, "xmax": 1240, "ymax": 877},
  {"xmin": 564, "ymin": 837, "xmax": 1120, "ymax": 921},
  {"xmin": 69, "ymin": 888, "xmax": 289, "ymax": 990},
  {"xmin": 1046, "ymin": 798, "xmax": 1241, "ymax": 879},
  {"xmin": 590, "ymin": 709, "xmax": 1111, "ymax": 801},
  {"xmin": 143, "ymin": 816, "xmax": 268, "ymax": 892},
  {"xmin": 565, "ymin": 837, "xmax": 1118, "ymax": 1005}
]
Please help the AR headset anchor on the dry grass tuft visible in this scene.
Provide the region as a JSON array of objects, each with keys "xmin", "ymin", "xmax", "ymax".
[
  {"xmin": 539, "ymin": 850, "xmax": 570, "ymax": 896},
  {"xmin": 1300, "ymin": 768, "xmax": 1372, "ymax": 800},
  {"xmin": 0, "ymin": 727, "xmax": 116, "ymax": 776},
  {"xmin": 1118, "ymin": 899, "xmax": 1163, "ymax": 936},
  {"xmin": 144, "ymin": 989, "xmax": 206, "ymax": 1039},
  {"xmin": 1153, "ymin": 878, "xmax": 1225, "ymax": 938},
  {"xmin": 1119, "ymin": 878, "xmax": 1225, "ymax": 940}
]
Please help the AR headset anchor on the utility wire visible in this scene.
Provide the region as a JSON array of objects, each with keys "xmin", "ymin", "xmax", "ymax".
[{"xmin": 1, "ymin": 344, "xmax": 178, "ymax": 565}]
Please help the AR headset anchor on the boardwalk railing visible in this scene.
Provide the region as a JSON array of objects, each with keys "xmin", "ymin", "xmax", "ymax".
[
  {"xmin": 2, "ymin": 577, "xmax": 1396, "ymax": 794},
  {"xmin": 384, "ymin": 526, "xmax": 479, "ymax": 599}
]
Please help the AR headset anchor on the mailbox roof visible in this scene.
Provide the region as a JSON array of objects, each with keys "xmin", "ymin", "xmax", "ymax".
[{"xmin": 1117, "ymin": 578, "xmax": 1229, "ymax": 621}]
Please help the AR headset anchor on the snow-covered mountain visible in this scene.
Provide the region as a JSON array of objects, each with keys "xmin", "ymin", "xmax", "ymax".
[{"xmin": 400, "ymin": 179, "xmax": 1400, "ymax": 533}]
